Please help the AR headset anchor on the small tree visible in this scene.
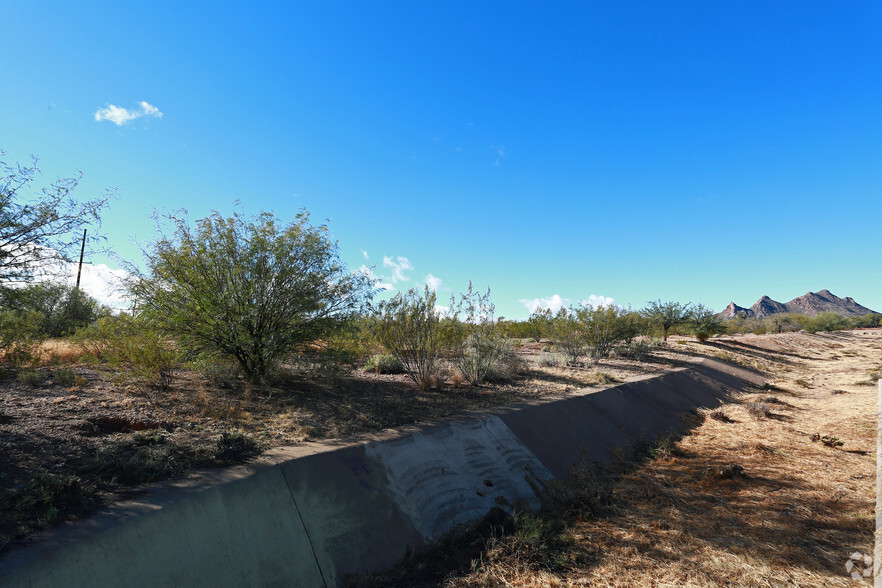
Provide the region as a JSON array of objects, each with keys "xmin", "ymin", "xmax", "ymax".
[
  {"xmin": 577, "ymin": 304, "xmax": 628, "ymax": 364},
  {"xmin": 549, "ymin": 307, "xmax": 585, "ymax": 365},
  {"xmin": 129, "ymin": 208, "xmax": 372, "ymax": 383},
  {"xmin": 525, "ymin": 308, "xmax": 553, "ymax": 342},
  {"xmin": 1, "ymin": 282, "xmax": 104, "ymax": 337},
  {"xmin": 641, "ymin": 299, "xmax": 692, "ymax": 342},
  {"xmin": 805, "ymin": 312, "xmax": 849, "ymax": 333},
  {"xmin": 687, "ymin": 304, "xmax": 724, "ymax": 342},
  {"xmin": 619, "ymin": 310, "xmax": 648, "ymax": 344},
  {"xmin": 376, "ymin": 286, "xmax": 440, "ymax": 388},
  {"xmin": 0, "ymin": 154, "xmax": 111, "ymax": 284}
]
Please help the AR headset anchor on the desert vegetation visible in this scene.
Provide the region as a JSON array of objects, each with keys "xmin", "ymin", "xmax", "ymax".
[{"xmin": 1, "ymin": 154, "xmax": 880, "ymax": 584}]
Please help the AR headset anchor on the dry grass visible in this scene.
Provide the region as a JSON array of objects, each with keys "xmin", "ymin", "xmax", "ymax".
[{"xmin": 423, "ymin": 329, "xmax": 882, "ymax": 587}]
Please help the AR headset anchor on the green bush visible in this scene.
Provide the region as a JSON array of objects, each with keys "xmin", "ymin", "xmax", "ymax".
[
  {"xmin": 805, "ymin": 312, "xmax": 850, "ymax": 333},
  {"xmin": 52, "ymin": 366, "xmax": 77, "ymax": 387},
  {"xmin": 613, "ymin": 339, "xmax": 651, "ymax": 361},
  {"xmin": 192, "ymin": 353, "xmax": 241, "ymax": 389},
  {"xmin": 548, "ymin": 308, "xmax": 585, "ymax": 365},
  {"xmin": 73, "ymin": 314, "xmax": 178, "ymax": 390},
  {"xmin": 1, "ymin": 283, "xmax": 105, "ymax": 337},
  {"xmin": 376, "ymin": 287, "xmax": 441, "ymax": 389},
  {"xmin": 576, "ymin": 304, "xmax": 630, "ymax": 364},
  {"xmin": 525, "ymin": 308, "xmax": 553, "ymax": 342},
  {"xmin": 0, "ymin": 308, "xmax": 43, "ymax": 366},
  {"xmin": 641, "ymin": 300, "xmax": 692, "ymax": 342},
  {"xmin": 444, "ymin": 283, "xmax": 510, "ymax": 385},
  {"xmin": 688, "ymin": 304, "xmax": 724, "ymax": 342},
  {"xmin": 17, "ymin": 369, "xmax": 44, "ymax": 386},
  {"xmin": 364, "ymin": 353, "xmax": 405, "ymax": 374},
  {"xmin": 128, "ymin": 208, "xmax": 372, "ymax": 384},
  {"xmin": 215, "ymin": 431, "xmax": 261, "ymax": 463}
]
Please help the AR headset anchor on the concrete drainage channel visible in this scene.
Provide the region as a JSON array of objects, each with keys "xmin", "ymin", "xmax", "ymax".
[{"xmin": 0, "ymin": 358, "xmax": 764, "ymax": 587}]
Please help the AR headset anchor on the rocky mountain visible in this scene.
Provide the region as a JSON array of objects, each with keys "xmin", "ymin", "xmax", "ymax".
[
  {"xmin": 719, "ymin": 290, "xmax": 877, "ymax": 319},
  {"xmin": 749, "ymin": 295, "xmax": 789, "ymax": 319}
]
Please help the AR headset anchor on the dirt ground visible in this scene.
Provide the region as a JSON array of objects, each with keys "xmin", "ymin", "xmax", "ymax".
[
  {"xmin": 434, "ymin": 329, "xmax": 882, "ymax": 587},
  {"xmin": 2, "ymin": 329, "xmax": 880, "ymax": 586}
]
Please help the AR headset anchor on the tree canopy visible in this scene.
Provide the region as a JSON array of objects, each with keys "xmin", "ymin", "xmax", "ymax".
[
  {"xmin": 128, "ymin": 208, "xmax": 373, "ymax": 382},
  {"xmin": 0, "ymin": 154, "xmax": 111, "ymax": 284}
]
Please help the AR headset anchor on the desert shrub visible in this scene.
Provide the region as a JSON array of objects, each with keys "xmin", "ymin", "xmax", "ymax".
[
  {"xmin": 128, "ymin": 208, "xmax": 372, "ymax": 384},
  {"xmin": 619, "ymin": 310, "xmax": 649, "ymax": 344},
  {"xmin": 746, "ymin": 402, "xmax": 772, "ymax": 420},
  {"xmin": 82, "ymin": 432, "xmax": 191, "ymax": 484},
  {"xmin": 525, "ymin": 308, "xmax": 553, "ymax": 342},
  {"xmin": 486, "ymin": 511, "xmax": 572, "ymax": 573},
  {"xmin": 483, "ymin": 340, "xmax": 524, "ymax": 382},
  {"xmin": 548, "ymin": 308, "xmax": 585, "ymax": 365},
  {"xmin": 641, "ymin": 300, "xmax": 692, "ymax": 342},
  {"xmin": 589, "ymin": 370, "xmax": 617, "ymax": 385},
  {"xmin": 1, "ymin": 283, "xmax": 106, "ymax": 337},
  {"xmin": 853, "ymin": 313, "xmax": 882, "ymax": 328},
  {"xmin": 193, "ymin": 353, "xmax": 241, "ymax": 389},
  {"xmin": 613, "ymin": 339, "xmax": 651, "ymax": 360},
  {"xmin": 17, "ymin": 369, "xmax": 44, "ymax": 386},
  {"xmin": 215, "ymin": 431, "xmax": 261, "ymax": 463},
  {"xmin": 805, "ymin": 312, "xmax": 850, "ymax": 333},
  {"xmin": 708, "ymin": 409, "xmax": 733, "ymax": 423},
  {"xmin": 52, "ymin": 366, "xmax": 77, "ymax": 386},
  {"xmin": 74, "ymin": 314, "xmax": 178, "ymax": 390},
  {"xmin": 538, "ymin": 353, "xmax": 562, "ymax": 367},
  {"xmin": 688, "ymin": 303, "xmax": 724, "ymax": 341},
  {"xmin": 542, "ymin": 459, "xmax": 614, "ymax": 520},
  {"xmin": 376, "ymin": 286, "xmax": 440, "ymax": 389},
  {"xmin": 762, "ymin": 313, "xmax": 803, "ymax": 333},
  {"xmin": 576, "ymin": 304, "xmax": 630, "ymax": 364},
  {"xmin": 364, "ymin": 353, "xmax": 405, "ymax": 374},
  {"xmin": 0, "ymin": 308, "xmax": 43, "ymax": 366},
  {"xmin": 1, "ymin": 471, "xmax": 95, "ymax": 525},
  {"xmin": 443, "ymin": 283, "xmax": 510, "ymax": 386}
]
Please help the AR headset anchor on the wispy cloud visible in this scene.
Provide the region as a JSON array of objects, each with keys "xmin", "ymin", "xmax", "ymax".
[
  {"xmin": 382, "ymin": 256, "xmax": 413, "ymax": 283},
  {"xmin": 361, "ymin": 250, "xmax": 369, "ymax": 259},
  {"xmin": 492, "ymin": 145, "xmax": 505, "ymax": 166},
  {"xmin": 94, "ymin": 101, "xmax": 163, "ymax": 126},
  {"xmin": 425, "ymin": 273, "xmax": 443, "ymax": 292}
]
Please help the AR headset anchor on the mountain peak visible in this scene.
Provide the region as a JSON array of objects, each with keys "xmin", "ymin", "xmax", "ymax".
[{"xmin": 721, "ymin": 290, "xmax": 877, "ymax": 319}]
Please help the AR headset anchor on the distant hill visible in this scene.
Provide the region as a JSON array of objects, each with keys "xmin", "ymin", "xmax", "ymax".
[{"xmin": 719, "ymin": 290, "xmax": 877, "ymax": 319}]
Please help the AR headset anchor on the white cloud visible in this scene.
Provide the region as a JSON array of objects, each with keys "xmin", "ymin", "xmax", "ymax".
[
  {"xmin": 71, "ymin": 263, "xmax": 130, "ymax": 310},
  {"xmin": 578, "ymin": 295, "xmax": 617, "ymax": 309},
  {"xmin": 361, "ymin": 250, "xmax": 369, "ymax": 259},
  {"xmin": 519, "ymin": 294, "xmax": 571, "ymax": 315},
  {"xmin": 425, "ymin": 273, "xmax": 443, "ymax": 292},
  {"xmin": 382, "ymin": 256, "xmax": 413, "ymax": 283},
  {"xmin": 434, "ymin": 305, "xmax": 450, "ymax": 318},
  {"xmin": 94, "ymin": 101, "xmax": 163, "ymax": 126},
  {"xmin": 5, "ymin": 244, "xmax": 131, "ymax": 310}
]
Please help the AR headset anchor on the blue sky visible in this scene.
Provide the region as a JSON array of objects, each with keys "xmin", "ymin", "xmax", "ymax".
[{"xmin": 3, "ymin": 1, "xmax": 880, "ymax": 318}]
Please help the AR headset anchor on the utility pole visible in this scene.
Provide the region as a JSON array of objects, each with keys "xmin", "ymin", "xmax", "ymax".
[{"xmin": 75, "ymin": 229, "xmax": 86, "ymax": 290}]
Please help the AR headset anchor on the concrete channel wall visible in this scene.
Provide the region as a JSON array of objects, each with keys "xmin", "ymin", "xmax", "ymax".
[{"xmin": 0, "ymin": 358, "xmax": 764, "ymax": 588}]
